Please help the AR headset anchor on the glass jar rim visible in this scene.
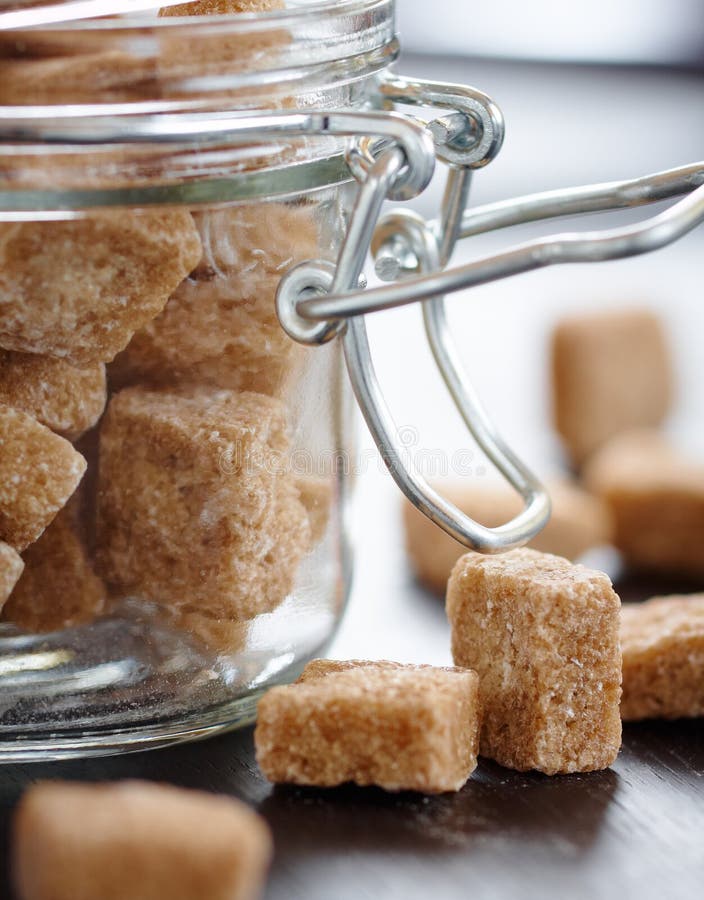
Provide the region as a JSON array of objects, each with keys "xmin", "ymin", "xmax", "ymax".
[
  {"xmin": 0, "ymin": 0, "xmax": 397, "ymax": 111},
  {"xmin": 0, "ymin": 0, "xmax": 398, "ymax": 214}
]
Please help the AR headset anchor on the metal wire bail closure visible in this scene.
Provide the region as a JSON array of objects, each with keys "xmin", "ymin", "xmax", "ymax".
[{"xmin": 277, "ymin": 73, "xmax": 704, "ymax": 554}]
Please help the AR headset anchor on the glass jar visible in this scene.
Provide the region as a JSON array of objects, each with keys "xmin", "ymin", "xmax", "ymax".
[
  {"xmin": 0, "ymin": 0, "xmax": 398, "ymax": 759},
  {"xmin": 0, "ymin": 0, "xmax": 701, "ymax": 762}
]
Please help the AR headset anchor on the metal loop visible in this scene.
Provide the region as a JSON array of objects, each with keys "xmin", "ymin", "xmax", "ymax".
[
  {"xmin": 277, "ymin": 146, "xmax": 404, "ymax": 345},
  {"xmin": 275, "ymin": 261, "xmax": 344, "ymax": 346},
  {"xmin": 460, "ymin": 160, "xmax": 704, "ymax": 238},
  {"xmin": 379, "ymin": 74, "xmax": 505, "ymax": 169},
  {"xmin": 344, "ymin": 119, "xmax": 430, "ymax": 202}
]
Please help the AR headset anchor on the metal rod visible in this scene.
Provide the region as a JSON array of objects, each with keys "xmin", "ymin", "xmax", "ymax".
[
  {"xmin": 300, "ymin": 178, "xmax": 704, "ymax": 320},
  {"xmin": 344, "ymin": 314, "xmax": 544, "ymax": 551},
  {"xmin": 0, "ymin": 108, "xmax": 435, "ymax": 202},
  {"xmin": 428, "ymin": 167, "xmax": 549, "ymax": 549},
  {"xmin": 460, "ymin": 160, "xmax": 704, "ymax": 238},
  {"xmin": 437, "ymin": 167, "xmax": 473, "ymax": 266}
]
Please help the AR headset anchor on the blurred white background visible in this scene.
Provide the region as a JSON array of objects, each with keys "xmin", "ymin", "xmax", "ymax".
[{"xmin": 398, "ymin": 0, "xmax": 704, "ymax": 66}]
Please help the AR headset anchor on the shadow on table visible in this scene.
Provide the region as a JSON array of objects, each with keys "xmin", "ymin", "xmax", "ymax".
[
  {"xmin": 260, "ymin": 761, "xmax": 619, "ymax": 857},
  {"xmin": 620, "ymin": 718, "xmax": 704, "ymax": 775}
]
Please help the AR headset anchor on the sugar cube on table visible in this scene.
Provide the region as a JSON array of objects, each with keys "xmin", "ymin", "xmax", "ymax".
[
  {"xmin": 404, "ymin": 478, "xmax": 612, "ymax": 597},
  {"xmin": 447, "ymin": 548, "xmax": 622, "ymax": 774},
  {"xmin": 256, "ymin": 659, "xmax": 481, "ymax": 794},
  {"xmin": 551, "ymin": 308, "xmax": 672, "ymax": 467},
  {"xmin": 621, "ymin": 594, "xmax": 704, "ymax": 721},
  {"xmin": 0, "ymin": 404, "xmax": 86, "ymax": 551},
  {"xmin": 12, "ymin": 780, "xmax": 272, "ymax": 900}
]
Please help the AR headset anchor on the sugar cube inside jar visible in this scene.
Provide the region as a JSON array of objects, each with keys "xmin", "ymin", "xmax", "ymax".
[{"xmin": 0, "ymin": 0, "xmax": 397, "ymax": 758}]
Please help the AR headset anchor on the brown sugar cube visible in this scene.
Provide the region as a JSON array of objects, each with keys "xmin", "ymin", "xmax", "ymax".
[
  {"xmin": 295, "ymin": 474, "xmax": 334, "ymax": 548},
  {"xmin": 157, "ymin": 1, "xmax": 289, "ymax": 99},
  {"xmin": 0, "ymin": 404, "xmax": 86, "ymax": 550},
  {"xmin": 2, "ymin": 501, "xmax": 105, "ymax": 633},
  {"xmin": 175, "ymin": 610, "xmax": 249, "ymax": 656},
  {"xmin": 621, "ymin": 594, "xmax": 704, "ymax": 721},
  {"xmin": 0, "ymin": 211, "xmax": 202, "ymax": 367},
  {"xmin": 108, "ymin": 203, "xmax": 319, "ymax": 395},
  {"xmin": 0, "ymin": 51, "xmax": 159, "ymax": 104},
  {"xmin": 551, "ymin": 308, "xmax": 672, "ymax": 466},
  {"xmin": 97, "ymin": 387, "xmax": 310, "ymax": 620},
  {"xmin": 255, "ymin": 660, "xmax": 480, "ymax": 793},
  {"xmin": 584, "ymin": 429, "xmax": 704, "ymax": 577},
  {"xmin": 404, "ymin": 478, "xmax": 612, "ymax": 596},
  {"xmin": 297, "ymin": 657, "xmax": 417, "ymax": 683},
  {"xmin": 160, "ymin": 0, "xmax": 284, "ymax": 16},
  {"xmin": 447, "ymin": 548, "xmax": 622, "ymax": 774},
  {"xmin": 0, "ymin": 143, "xmax": 201, "ymax": 194},
  {"xmin": 12, "ymin": 780, "xmax": 272, "ymax": 900},
  {"xmin": 0, "ymin": 541, "xmax": 24, "ymax": 609},
  {"xmin": 0, "ymin": 350, "xmax": 106, "ymax": 441}
]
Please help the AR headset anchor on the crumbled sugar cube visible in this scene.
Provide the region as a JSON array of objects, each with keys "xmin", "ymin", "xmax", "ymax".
[
  {"xmin": 0, "ymin": 349, "xmax": 106, "ymax": 441},
  {"xmin": 0, "ymin": 51, "xmax": 159, "ymax": 104},
  {"xmin": 295, "ymin": 474, "xmax": 334, "ymax": 548},
  {"xmin": 0, "ymin": 540, "xmax": 23, "ymax": 609},
  {"xmin": 160, "ymin": 0, "xmax": 284, "ymax": 15},
  {"xmin": 2, "ymin": 499, "xmax": 105, "ymax": 633},
  {"xmin": 173, "ymin": 608, "xmax": 249, "ymax": 656},
  {"xmin": 108, "ymin": 204, "xmax": 318, "ymax": 395}
]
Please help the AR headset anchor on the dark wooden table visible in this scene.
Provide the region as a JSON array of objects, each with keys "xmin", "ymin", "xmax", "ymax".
[
  {"xmin": 2, "ymin": 716, "xmax": 702, "ymax": 899},
  {"xmin": 2, "ymin": 56, "xmax": 704, "ymax": 899}
]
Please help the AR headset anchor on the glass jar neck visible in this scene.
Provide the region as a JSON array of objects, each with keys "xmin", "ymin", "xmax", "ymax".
[
  {"xmin": 0, "ymin": 0, "xmax": 397, "ymax": 107},
  {"xmin": 0, "ymin": 1, "xmax": 398, "ymax": 211}
]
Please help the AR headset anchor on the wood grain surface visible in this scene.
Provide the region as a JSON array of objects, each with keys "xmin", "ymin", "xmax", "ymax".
[{"xmin": 1, "ymin": 717, "xmax": 702, "ymax": 900}]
